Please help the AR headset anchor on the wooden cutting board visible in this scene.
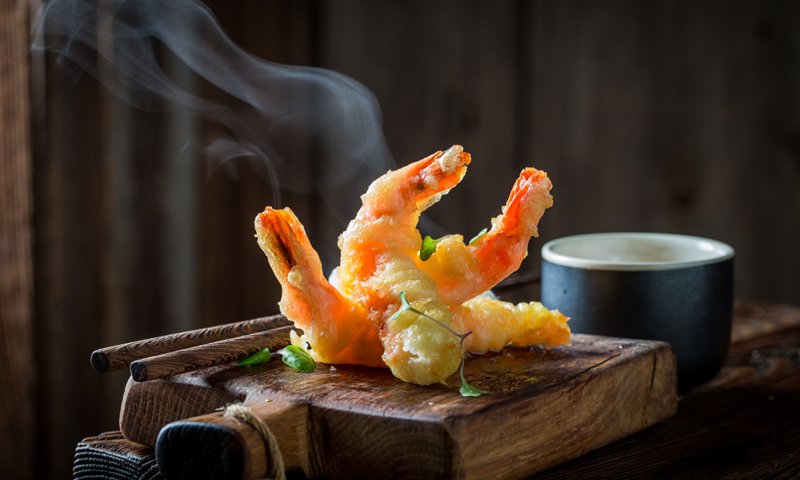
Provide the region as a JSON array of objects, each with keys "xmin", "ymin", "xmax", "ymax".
[{"xmin": 119, "ymin": 334, "xmax": 676, "ymax": 480}]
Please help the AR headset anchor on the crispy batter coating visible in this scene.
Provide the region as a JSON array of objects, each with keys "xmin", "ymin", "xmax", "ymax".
[{"xmin": 254, "ymin": 146, "xmax": 570, "ymax": 387}]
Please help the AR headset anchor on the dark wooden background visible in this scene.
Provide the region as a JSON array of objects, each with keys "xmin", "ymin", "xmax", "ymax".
[{"xmin": 1, "ymin": 0, "xmax": 799, "ymax": 478}]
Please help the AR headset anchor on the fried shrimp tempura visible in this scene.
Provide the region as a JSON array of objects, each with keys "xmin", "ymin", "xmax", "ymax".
[
  {"xmin": 255, "ymin": 207, "xmax": 384, "ymax": 367},
  {"xmin": 337, "ymin": 146, "xmax": 471, "ymax": 385},
  {"xmin": 254, "ymin": 146, "xmax": 570, "ymax": 387},
  {"xmin": 419, "ymin": 168, "xmax": 554, "ymax": 307},
  {"xmin": 453, "ymin": 297, "xmax": 570, "ymax": 353}
]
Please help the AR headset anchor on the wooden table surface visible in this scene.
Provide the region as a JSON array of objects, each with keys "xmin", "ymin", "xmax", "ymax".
[
  {"xmin": 74, "ymin": 301, "xmax": 800, "ymax": 480},
  {"xmin": 533, "ymin": 300, "xmax": 800, "ymax": 479}
]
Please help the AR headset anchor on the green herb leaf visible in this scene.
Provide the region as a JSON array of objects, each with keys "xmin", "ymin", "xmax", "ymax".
[
  {"xmin": 392, "ymin": 291, "xmax": 489, "ymax": 397},
  {"xmin": 399, "ymin": 290, "xmax": 412, "ymax": 311},
  {"xmin": 393, "ymin": 292, "xmax": 485, "ymax": 396},
  {"xmin": 460, "ymin": 360, "xmax": 488, "ymax": 397},
  {"xmin": 420, "ymin": 236, "xmax": 444, "ymax": 261},
  {"xmin": 391, "ymin": 291, "xmax": 411, "ymax": 321},
  {"xmin": 392, "ymin": 292, "xmax": 471, "ymax": 343},
  {"xmin": 237, "ymin": 348, "xmax": 271, "ymax": 366},
  {"xmin": 277, "ymin": 345, "xmax": 316, "ymax": 372},
  {"xmin": 468, "ymin": 228, "xmax": 488, "ymax": 246}
]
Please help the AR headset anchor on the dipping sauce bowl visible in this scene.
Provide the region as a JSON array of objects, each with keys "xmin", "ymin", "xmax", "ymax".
[{"xmin": 541, "ymin": 233, "xmax": 734, "ymax": 392}]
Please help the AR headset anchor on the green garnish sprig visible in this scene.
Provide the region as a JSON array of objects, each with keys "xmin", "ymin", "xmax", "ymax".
[
  {"xmin": 237, "ymin": 344, "xmax": 317, "ymax": 373},
  {"xmin": 391, "ymin": 291, "xmax": 488, "ymax": 397},
  {"xmin": 468, "ymin": 228, "xmax": 488, "ymax": 245},
  {"xmin": 420, "ymin": 236, "xmax": 444, "ymax": 261},
  {"xmin": 420, "ymin": 228, "xmax": 489, "ymax": 262},
  {"xmin": 277, "ymin": 345, "xmax": 317, "ymax": 372},
  {"xmin": 391, "ymin": 292, "xmax": 471, "ymax": 343},
  {"xmin": 459, "ymin": 361, "xmax": 488, "ymax": 396},
  {"xmin": 237, "ymin": 348, "xmax": 271, "ymax": 366}
]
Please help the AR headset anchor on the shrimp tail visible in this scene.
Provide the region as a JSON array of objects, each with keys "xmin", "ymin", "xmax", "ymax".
[
  {"xmin": 357, "ymin": 145, "xmax": 471, "ymax": 222},
  {"xmin": 255, "ymin": 207, "xmax": 384, "ymax": 367},
  {"xmin": 421, "ymin": 167, "xmax": 554, "ymax": 306},
  {"xmin": 255, "ymin": 207, "xmax": 325, "ymax": 329},
  {"xmin": 256, "ymin": 208, "xmax": 310, "ymax": 290},
  {"xmin": 498, "ymin": 168, "xmax": 553, "ymax": 238}
]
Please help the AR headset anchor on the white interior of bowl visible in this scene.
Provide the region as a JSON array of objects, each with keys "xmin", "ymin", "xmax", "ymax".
[{"xmin": 541, "ymin": 233, "xmax": 734, "ymax": 271}]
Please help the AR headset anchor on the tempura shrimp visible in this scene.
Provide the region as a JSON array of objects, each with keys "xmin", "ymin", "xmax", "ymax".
[
  {"xmin": 452, "ymin": 297, "xmax": 570, "ymax": 353},
  {"xmin": 419, "ymin": 168, "xmax": 553, "ymax": 307},
  {"xmin": 254, "ymin": 146, "xmax": 570, "ymax": 387},
  {"xmin": 337, "ymin": 145, "xmax": 470, "ymax": 385},
  {"xmin": 255, "ymin": 207, "xmax": 384, "ymax": 367}
]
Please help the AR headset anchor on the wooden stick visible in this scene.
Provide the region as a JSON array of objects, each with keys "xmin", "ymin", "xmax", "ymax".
[
  {"xmin": 130, "ymin": 326, "xmax": 296, "ymax": 382},
  {"xmin": 91, "ymin": 314, "xmax": 292, "ymax": 373}
]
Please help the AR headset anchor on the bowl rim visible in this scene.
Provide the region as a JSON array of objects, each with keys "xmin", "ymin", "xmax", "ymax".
[{"xmin": 541, "ymin": 232, "xmax": 735, "ymax": 271}]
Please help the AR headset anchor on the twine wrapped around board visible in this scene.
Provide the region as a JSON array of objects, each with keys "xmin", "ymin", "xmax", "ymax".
[{"xmin": 223, "ymin": 403, "xmax": 286, "ymax": 480}]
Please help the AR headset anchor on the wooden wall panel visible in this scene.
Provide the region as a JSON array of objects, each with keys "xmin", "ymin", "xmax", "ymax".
[
  {"xmin": 30, "ymin": 2, "xmax": 315, "ymax": 477},
  {"xmin": 522, "ymin": 0, "xmax": 800, "ymax": 303},
  {"xmin": 34, "ymin": 34, "xmax": 203, "ymax": 480},
  {"xmin": 24, "ymin": 1, "xmax": 800, "ymax": 478},
  {"xmin": 33, "ymin": 57, "xmax": 110, "ymax": 479},
  {"xmin": 319, "ymin": 0, "xmax": 523, "ymax": 248},
  {"xmin": 318, "ymin": 0, "xmax": 800, "ymax": 304},
  {"xmin": 198, "ymin": 0, "xmax": 315, "ymax": 327},
  {"xmin": 0, "ymin": 0, "xmax": 35, "ymax": 478}
]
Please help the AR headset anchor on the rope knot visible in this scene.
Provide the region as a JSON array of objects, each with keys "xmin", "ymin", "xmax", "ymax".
[{"xmin": 223, "ymin": 403, "xmax": 286, "ymax": 480}]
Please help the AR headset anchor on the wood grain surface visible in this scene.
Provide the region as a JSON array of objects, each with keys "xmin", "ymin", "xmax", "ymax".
[
  {"xmin": 121, "ymin": 334, "xmax": 676, "ymax": 480},
  {"xmin": 73, "ymin": 431, "xmax": 161, "ymax": 480},
  {"xmin": 0, "ymin": 0, "xmax": 34, "ymax": 479},
  {"xmin": 129, "ymin": 325, "xmax": 294, "ymax": 381},
  {"xmin": 73, "ymin": 302, "xmax": 800, "ymax": 479},
  {"xmin": 533, "ymin": 300, "xmax": 800, "ymax": 479},
  {"xmin": 92, "ymin": 314, "xmax": 290, "ymax": 373},
  {"xmin": 156, "ymin": 398, "xmax": 308, "ymax": 480}
]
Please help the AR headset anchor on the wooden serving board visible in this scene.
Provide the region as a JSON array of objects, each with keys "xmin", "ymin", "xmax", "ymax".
[{"xmin": 120, "ymin": 334, "xmax": 676, "ymax": 480}]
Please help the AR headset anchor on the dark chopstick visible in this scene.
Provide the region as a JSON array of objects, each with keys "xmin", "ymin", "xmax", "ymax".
[
  {"xmin": 129, "ymin": 326, "xmax": 297, "ymax": 382},
  {"xmin": 91, "ymin": 314, "xmax": 292, "ymax": 373},
  {"xmin": 96, "ymin": 270, "xmax": 542, "ymax": 378}
]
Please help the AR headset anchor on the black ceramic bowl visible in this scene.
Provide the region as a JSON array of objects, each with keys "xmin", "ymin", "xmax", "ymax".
[{"xmin": 541, "ymin": 233, "xmax": 734, "ymax": 392}]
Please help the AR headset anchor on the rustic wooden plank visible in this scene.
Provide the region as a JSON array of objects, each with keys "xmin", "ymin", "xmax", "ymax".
[
  {"xmin": 31, "ymin": 13, "xmax": 198, "ymax": 479},
  {"xmin": 79, "ymin": 302, "xmax": 798, "ymax": 479},
  {"xmin": 95, "ymin": 30, "xmax": 200, "ymax": 344},
  {"xmin": 162, "ymin": 48, "xmax": 201, "ymax": 336},
  {"xmin": 34, "ymin": 64, "xmax": 112, "ymax": 479},
  {"xmin": 533, "ymin": 302, "xmax": 800, "ymax": 479},
  {"xmin": 729, "ymin": 300, "xmax": 800, "ymax": 344},
  {"xmin": 0, "ymin": 0, "xmax": 35, "ymax": 478},
  {"xmin": 121, "ymin": 335, "xmax": 676, "ymax": 479}
]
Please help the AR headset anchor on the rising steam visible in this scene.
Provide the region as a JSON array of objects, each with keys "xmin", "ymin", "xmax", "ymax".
[{"xmin": 32, "ymin": 0, "xmax": 394, "ymax": 201}]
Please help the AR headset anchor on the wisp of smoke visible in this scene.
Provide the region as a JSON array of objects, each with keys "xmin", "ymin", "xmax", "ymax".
[{"xmin": 31, "ymin": 0, "xmax": 395, "ymax": 203}]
